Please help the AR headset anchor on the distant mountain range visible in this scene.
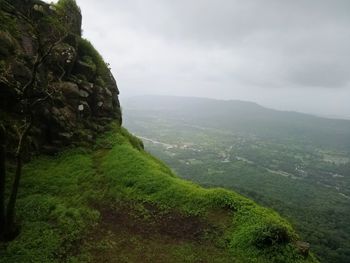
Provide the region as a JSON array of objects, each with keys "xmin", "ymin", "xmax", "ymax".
[{"xmin": 125, "ymin": 95, "xmax": 350, "ymax": 152}]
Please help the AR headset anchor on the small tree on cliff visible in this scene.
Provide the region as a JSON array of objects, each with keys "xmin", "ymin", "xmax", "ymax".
[
  {"xmin": 0, "ymin": 125, "xmax": 6, "ymax": 237},
  {"xmin": 0, "ymin": 0, "xmax": 70, "ymax": 240}
]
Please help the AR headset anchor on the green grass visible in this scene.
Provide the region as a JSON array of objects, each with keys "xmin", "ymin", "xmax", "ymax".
[
  {"xmin": 1, "ymin": 148, "xmax": 98, "ymax": 262},
  {"xmin": 0, "ymin": 124, "xmax": 318, "ymax": 262}
]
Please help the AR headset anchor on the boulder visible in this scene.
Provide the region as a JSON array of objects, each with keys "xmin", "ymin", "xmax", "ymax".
[
  {"xmin": 79, "ymin": 82, "xmax": 94, "ymax": 95},
  {"xmin": 59, "ymin": 105, "xmax": 77, "ymax": 126},
  {"xmin": 33, "ymin": 4, "xmax": 45, "ymax": 13},
  {"xmin": 10, "ymin": 60, "xmax": 32, "ymax": 85},
  {"xmin": 48, "ymin": 43, "xmax": 77, "ymax": 78},
  {"xmin": 77, "ymin": 101, "xmax": 91, "ymax": 117},
  {"xmin": 79, "ymin": 89, "xmax": 89, "ymax": 98},
  {"xmin": 104, "ymin": 87, "xmax": 113, "ymax": 97},
  {"xmin": 107, "ymin": 74, "xmax": 120, "ymax": 95},
  {"xmin": 51, "ymin": 105, "xmax": 76, "ymax": 128},
  {"xmin": 58, "ymin": 132, "xmax": 73, "ymax": 143},
  {"xmin": 73, "ymin": 60, "xmax": 96, "ymax": 81},
  {"xmin": 56, "ymin": 81, "xmax": 80, "ymax": 98}
]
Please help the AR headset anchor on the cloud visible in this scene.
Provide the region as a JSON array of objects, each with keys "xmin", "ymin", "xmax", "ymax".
[{"xmin": 73, "ymin": 0, "xmax": 350, "ymax": 118}]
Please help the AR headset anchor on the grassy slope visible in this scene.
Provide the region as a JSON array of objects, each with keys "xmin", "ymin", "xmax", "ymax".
[{"xmin": 0, "ymin": 124, "xmax": 318, "ymax": 263}]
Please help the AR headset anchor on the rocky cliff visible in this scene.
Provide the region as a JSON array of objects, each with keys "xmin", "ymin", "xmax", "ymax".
[{"xmin": 0, "ymin": 0, "xmax": 121, "ymax": 155}]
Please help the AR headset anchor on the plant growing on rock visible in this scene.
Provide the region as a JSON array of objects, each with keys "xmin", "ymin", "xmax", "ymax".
[{"xmin": 0, "ymin": 0, "xmax": 70, "ymax": 240}]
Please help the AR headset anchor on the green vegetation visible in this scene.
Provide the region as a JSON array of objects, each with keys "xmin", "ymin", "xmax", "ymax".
[
  {"xmin": 1, "ymin": 148, "xmax": 97, "ymax": 262},
  {"xmin": 77, "ymin": 38, "xmax": 111, "ymax": 83},
  {"xmin": 0, "ymin": 10, "xmax": 18, "ymax": 37},
  {"xmin": 0, "ymin": 124, "xmax": 316, "ymax": 262},
  {"xmin": 124, "ymin": 95, "xmax": 350, "ymax": 263},
  {"xmin": 55, "ymin": 0, "xmax": 81, "ymax": 35},
  {"xmin": 56, "ymin": 0, "xmax": 81, "ymax": 13}
]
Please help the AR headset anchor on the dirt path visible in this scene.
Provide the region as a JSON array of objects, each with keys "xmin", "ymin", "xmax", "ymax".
[{"xmin": 86, "ymin": 149, "xmax": 234, "ymax": 263}]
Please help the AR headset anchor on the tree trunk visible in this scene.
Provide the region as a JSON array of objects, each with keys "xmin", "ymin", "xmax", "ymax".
[
  {"xmin": 5, "ymin": 122, "xmax": 31, "ymax": 239},
  {"xmin": 0, "ymin": 128, "xmax": 6, "ymax": 238},
  {"xmin": 5, "ymin": 154, "xmax": 22, "ymax": 238}
]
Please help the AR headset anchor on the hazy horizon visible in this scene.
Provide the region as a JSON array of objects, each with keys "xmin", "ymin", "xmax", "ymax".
[
  {"xmin": 46, "ymin": 0, "xmax": 350, "ymax": 119},
  {"xmin": 123, "ymin": 94, "xmax": 350, "ymax": 120}
]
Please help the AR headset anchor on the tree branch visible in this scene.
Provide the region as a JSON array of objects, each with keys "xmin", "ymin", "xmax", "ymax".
[{"xmin": 22, "ymin": 36, "xmax": 67, "ymax": 96}]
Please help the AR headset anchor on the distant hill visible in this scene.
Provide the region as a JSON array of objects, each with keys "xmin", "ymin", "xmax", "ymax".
[{"xmin": 125, "ymin": 95, "xmax": 350, "ymax": 152}]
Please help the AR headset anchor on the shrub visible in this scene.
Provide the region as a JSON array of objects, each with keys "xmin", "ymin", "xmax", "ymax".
[
  {"xmin": 56, "ymin": 0, "xmax": 81, "ymax": 12},
  {"xmin": 0, "ymin": 10, "xmax": 19, "ymax": 36},
  {"xmin": 55, "ymin": 0, "xmax": 82, "ymax": 35},
  {"xmin": 253, "ymin": 223, "xmax": 291, "ymax": 248},
  {"xmin": 77, "ymin": 38, "xmax": 111, "ymax": 84}
]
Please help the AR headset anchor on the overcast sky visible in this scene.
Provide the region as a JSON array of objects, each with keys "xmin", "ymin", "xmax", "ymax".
[{"xmin": 52, "ymin": 0, "xmax": 350, "ymax": 118}]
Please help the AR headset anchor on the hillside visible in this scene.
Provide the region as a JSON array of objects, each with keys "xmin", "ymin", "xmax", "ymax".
[
  {"xmin": 123, "ymin": 95, "xmax": 350, "ymax": 263},
  {"xmin": 1, "ymin": 124, "xmax": 318, "ymax": 262},
  {"xmin": 0, "ymin": 1, "xmax": 318, "ymax": 262}
]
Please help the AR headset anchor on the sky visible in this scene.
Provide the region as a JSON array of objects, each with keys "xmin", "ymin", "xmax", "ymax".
[{"xmin": 50, "ymin": 0, "xmax": 350, "ymax": 119}]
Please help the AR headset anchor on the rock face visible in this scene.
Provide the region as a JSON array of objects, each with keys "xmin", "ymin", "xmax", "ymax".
[{"xmin": 0, "ymin": 0, "xmax": 121, "ymax": 154}]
